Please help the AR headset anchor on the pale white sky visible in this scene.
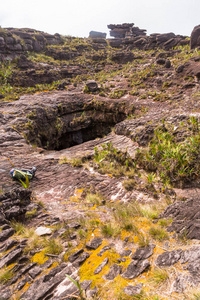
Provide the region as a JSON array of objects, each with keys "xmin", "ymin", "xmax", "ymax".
[{"xmin": 0, "ymin": 0, "xmax": 199, "ymax": 37}]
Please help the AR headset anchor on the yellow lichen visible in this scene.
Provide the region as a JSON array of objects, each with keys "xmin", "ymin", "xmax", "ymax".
[{"xmin": 31, "ymin": 250, "xmax": 48, "ymax": 265}]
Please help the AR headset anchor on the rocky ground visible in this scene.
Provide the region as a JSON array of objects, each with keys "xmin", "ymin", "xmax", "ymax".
[{"xmin": 0, "ymin": 26, "xmax": 200, "ymax": 300}]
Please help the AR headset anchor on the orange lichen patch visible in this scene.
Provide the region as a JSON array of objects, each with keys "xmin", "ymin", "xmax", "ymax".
[
  {"xmin": 134, "ymin": 217, "xmax": 151, "ymax": 234},
  {"xmin": 97, "ymin": 274, "xmax": 134, "ymax": 300},
  {"xmin": 79, "ymin": 241, "xmax": 121, "ymax": 288},
  {"xmin": 69, "ymin": 188, "xmax": 84, "ymax": 202},
  {"xmin": 31, "ymin": 250, "xmax": 48, "ymax": 265},
  {"xmin": 120, "ymin": 230, "xmax": 134, "ymax": 243}
]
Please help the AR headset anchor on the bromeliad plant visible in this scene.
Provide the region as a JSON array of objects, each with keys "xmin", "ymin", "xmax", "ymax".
[
  {"xmin": 136, "ymin": 119, "xmax": 200, "ymax": 186},
  {"xmin": 93, "ymin": 142, "xmax": 134, "ymax": 177}
]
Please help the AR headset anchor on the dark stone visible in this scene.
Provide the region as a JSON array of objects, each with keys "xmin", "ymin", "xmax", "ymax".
[
  {"xmin": 124, "ymin": 283, "xmax": 143, "ymax": 296},
  {"xmin": 0, "ymin": 246, "xmax": 23, "ymax": 268},
  {"xmin": 156, "ymin": 58, "xmax": 166, "ymax": 65},
  {"xmin": 0, "ymin": 94, "xmax": 5, "ymax": 99},
  {"xmin": 120, "ymin": 249, "xmax": 132, "ymax": 257},
  {"xmin": 110, "ymin": 52, "xmax": 135, "ymax": 64},
  {"xmin": 21, "ymin": 263, "xmax": 73, "ymax": 300},
  {"xmin": 94, "ymin": 257, "xmax": 109, "ymax": 274},
  {"xmin": 68, "ymin": 249, "xmax": 84, "ymax": 263},
  {"xmin": 70, "ymin": 233, "xmax": 77, "ymax": 240},
  {"xmin": 190, "ymin": 24, "xmax": 200, "ymax": 49},
  {"xmin": 176, "ymin": 64, "xmax": 184, "ymax": 73},
  {"xmin": 86, "ymin": 237, "xmax": 102, "ymax": 250},
  {"xmin": 89, "ymin": 31, "xmax": 107, "ymax": 39},
  {"xmin": 165, "ymin": 59, "xmax": 171, "ymax": 68},
  {"xmin": 0, "ymin": 228, "xmax": 15, "ymax": 242},
  {"xmin": 28, "ymin": 266, "xmax": 42, "ymax": 279},
  {"xmin": 156, "ymin": 249, "xmax": 183, "ymax": 267},
  {"xmin": 0, "ymin": 289, "xmax": 12, "ymax": 300},
  {"xmin": 86, "ymin": 286, "xmax": 98, "ymax": 298},
  {"xmin": 80, "ymin": 279, "xmax": 92, "ymax": 290},
  {"xmin": 122, "ymin": 260, "xmax": 150, "ymax": 280},
  {"xmin": 10, "ymin": 262, "xmax": 37, "ymax": 284},
  {"xmin": 0, "ymin": 246, "xmax": 22, "ymax": 268},
  {"xmin": 0, "ymin": 239, "xmax": 18, "ymax": 252},
  {"xmin": 104, "ymin": 264, "xmax": 122, "ymax": 280},
  {"xmin": 16, "ymin": 275, "xmax": 30, "ymax": 291},
  {"xmin": 161, "ymin": 199, "xmax": 200, "ymax": 240},
  {"xmin": 73, "ymin": 252, "xmax": 90, "ymax": 267},
  {"xmin": 86, "ymin": 80, "xmax": 98, "ymax": 92},
  {"xmin": 97, "ymin": 245, "xmax": 111, "ymax": 256},
  {"xmin": 132, "ymin": 244, "xmax": 155, "ymax": 261}
]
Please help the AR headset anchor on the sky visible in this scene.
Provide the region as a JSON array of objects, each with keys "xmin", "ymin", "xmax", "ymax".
[{"xmin": 0, "ymin": 0, "xmax": 199, "ymax": 38}]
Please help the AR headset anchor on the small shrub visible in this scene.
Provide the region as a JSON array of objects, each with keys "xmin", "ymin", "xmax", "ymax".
[
  {"xmin": 138, "ymin": 233, "xmax": 149, "ymax": 247},
  {"xmin": 0, "ymin": 267, "xmax": 14, "ymax": 283},
  {"xmin": 149, "ymin": 226, "xmax": 169, "ymax": 241},
  {"xmin": 44, "ymin": 238, "xmax": 63, "ymax": 255},
  {"xmin": 150, "ymin": 267, "xmax": 170, "ymax": 286}
]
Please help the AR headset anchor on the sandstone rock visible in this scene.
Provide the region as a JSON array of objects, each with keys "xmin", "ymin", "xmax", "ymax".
[
  {"xmin": 0, "ymin": 228, "xmax": 15, "ymax": 242},
  {"xmin": 86, "ymin": 237, "xmax": 102, "ymax": 250},
  {"xmin": 165, "ymin": 59, "xmax": 171, "ymax": 68},
  {"xmin": 156, "ymin": 249, "xmax": 183, "ymax": 267},
  {"xmin": 73, "ymin": 252, "xmax": 90, "ymax": 267},
  {"xmin": 97, "ymin": 245, "xmax": 111, "ymax": 256},
  {"xmin": 21, "ymin": 263, "xmax": 73, "ymax": 300},
  {"xmin": 110, "ymin": 51, "xmax": 135, "ymax": 64},
  {"xmin": 132, "ymin": 244, "xmax": 155, "ymax": 261},
  {"xmin": 156, "ymin": 58, "xmax": 166, "ymax": 65},
  {"xmin": 0, "ymin": 239, "xmax": 18, "ymax": 252},
  {"xmin": 89, "ymin": 31, "xmax": 106, "ymax": 38},
  {"xmin": 190, "ymin": 24, "xmax": 200, "ymax": 49},
  {"xmin": 94, "ymin": 257, "xmax": 109, "ymax": 274},
  {"xmin": 172, "ymin": 274, "xmax": 193, "ymax": 293},
  {"xmin": 124, "ymin": 283, "xmax": 143, "ymax": 296},
  {"xmin": 16, "ymin": 275, "xmax": 30, "ymax": 291},
  {"xmin": 104, "ymin": 263, "xmax": 122, "ymax": 280},
  {"xmin": 35, "ymin": 226, "xmax": 52, "ymax": 236},
  {"xmin": 68, "ymin": 249, "xmax": 84, "ymax": 262},
  {"xmin": 85, "ymin": 80, "xmax": 98, "ymax": 92},
  {"xmin": 161, "ymin": 199, "xmax": 200, "ymax": 240},
  {"xmin": 0, "ymin": 246, "xmax": 23, "ymax": 268},
  {"xmin": 122, "ymin": 259, "xmax": 150, "ymax": 279},
  {"xmin": 28, "ymin": 265, "xmax": 42, "ymax": 279}
]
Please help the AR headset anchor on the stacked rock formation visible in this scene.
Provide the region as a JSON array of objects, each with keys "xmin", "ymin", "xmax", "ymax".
[
  {"xmin": 107, "ymin": 23, "xmax": 146, "ymax": 38},
  {"xmin": 0, "ymin": 27, "xmax": 63, "ymax": 60}
]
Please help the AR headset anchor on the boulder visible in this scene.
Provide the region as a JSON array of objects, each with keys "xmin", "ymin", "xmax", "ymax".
[
  {"xmin": 124, "ymin": 283, "xmax": 143, "ymax": 296},
  {"xmin": 89, "ymin": 31, "xmax": 106, "ymax": 38},
  {"xmin": 122, "ymin": 259, "xmax": 150, "ymax": 279},
  {"xmin": 85, "ymin": 80, "xmax": 98, "ymax": 92},
  {"xmin": 156, "ymin": 249, "xmax": 183, "ymax": 267},
  {"xmin": 190, "ymin": 24, "xmax": 200, "ymax": 49}
]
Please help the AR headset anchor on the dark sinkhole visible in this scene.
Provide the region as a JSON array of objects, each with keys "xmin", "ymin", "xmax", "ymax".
[{"xmin": 24, "ymin": 105, "xmax": 131, "ymax": 151}]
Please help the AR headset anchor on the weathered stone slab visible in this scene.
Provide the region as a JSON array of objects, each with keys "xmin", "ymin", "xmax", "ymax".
[
  {"xmin": 124, "ymin": 283, "xmax": 143, "ymax": 296},
  {"xmin": 122, "ymin": 260, "xmax": 150, "ymax": 280},
  {"xmin": 156, "ymin": 249, "xmax": 183, "ymax": 267},
  {"xmin": 94, "ymin": 257, "xmax": 109, "ymax": 274}
]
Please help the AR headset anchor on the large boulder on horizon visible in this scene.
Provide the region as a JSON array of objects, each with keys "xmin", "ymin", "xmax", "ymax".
[
  {"xmin": 89, "ymin": 31, "xmax": 106, "ymax": 38},
  {"xmin": 190, "ymin": 24, "xmax": 200, "ymax": 49}
]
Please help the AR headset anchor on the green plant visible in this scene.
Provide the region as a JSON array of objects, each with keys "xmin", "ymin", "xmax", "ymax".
[
  {"xmin": 136, "ymin": 121, "xmax": 200, "ymax": 186},
  {"xmin": 149, "ymin": 267, "xmax": 170, "ymax": 286},
  {"xmin": 65, "ymin": 274, "xmax": 85, "ymax": 300},
  {"xmin": 149, "ymin": 226, "xmax": 169, "ymax": 241},
  {"xmin": 0, "ymin": 267, "xmax": 14, "ymax": 283},
  {"xmin": 137, "ymin": 233, "xmax": 149, "ymax": 247},
  {"xmin": 25, "ymin": 208, "xmax": 37, "ymax": 219},
  {"xmin": 19, "ymin": 174, "xmax": 29, "ymax": 189},
  {"xmin": 44, "ymin": 238, "xmax": 63, "ymax": 255},
  {"xmin": 59, "ymin": 157, "xmax": 83, "ymax": 167}
]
